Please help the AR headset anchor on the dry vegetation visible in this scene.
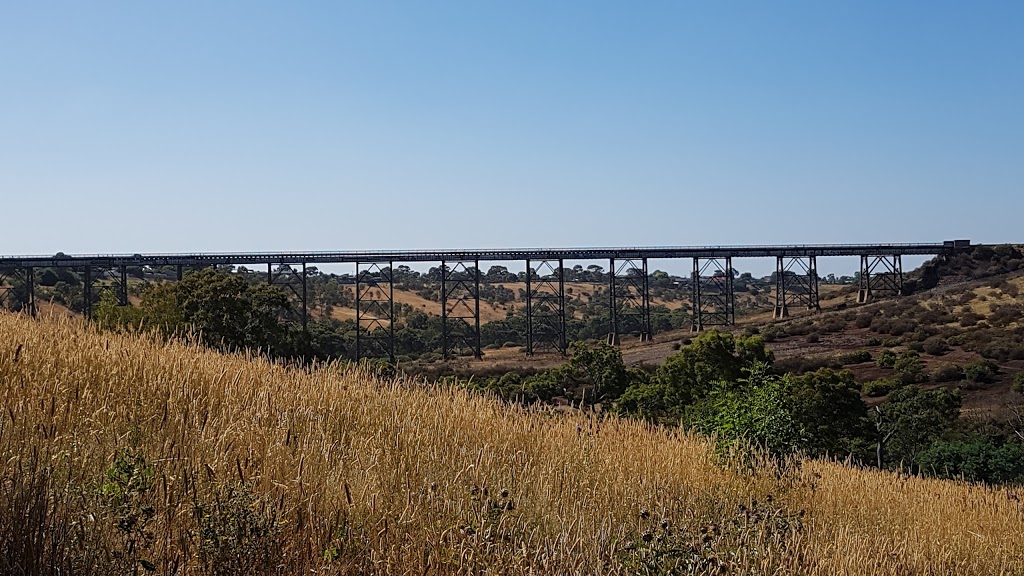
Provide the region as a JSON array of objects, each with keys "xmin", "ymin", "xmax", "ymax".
[{"xmin": 2, "ymin": 312, "xmax": 1023, "ymax": 574}]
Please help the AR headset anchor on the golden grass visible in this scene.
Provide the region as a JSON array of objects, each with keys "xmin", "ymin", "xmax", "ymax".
[{"xmin": 1, "ymin": 312, "xmax": 1023, "ymax": 574}]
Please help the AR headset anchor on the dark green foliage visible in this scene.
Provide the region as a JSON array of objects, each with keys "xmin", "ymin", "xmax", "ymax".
[
  {"xmin": 917, "ymin": 439, "xmax": 1024, "ymax": 484},
  {"xmin": 837, "ymin": 350, "xmax": 872, "ymax": 365},
  {"xmin": 99, "ymin": 449, "xmax": 157, "ymax": 574},
  {"xmin": 177, "ymin": 269, "xmax": 297, "ymax": 355},
  {"xmin": 862, "ymin": 378, "xmax": 901, "ymax": 398},
  {"xmin": 874, "ymin": 387, "xmax": 961, "ymax": 468},
  {"xmin": 893, "ymin": 351, "xmax": 925, "ymax": 383},
  {"xmin": 962, "ymin": 359, "xmax": 999, "ymax": 384},
  {"xmin": 195, "ymin": 483, "xmax": 282, "ymax": 576},
  {"xmin": 875, "ymin": 350, "xmax": 897, "ymax": 368},
  {"xmin": 785, "ymin": 369, "xmax": 871, "ymax": 457},
  {"xmin": 618, "ymin": 331, "xmax": 772, "ymax": 421}
]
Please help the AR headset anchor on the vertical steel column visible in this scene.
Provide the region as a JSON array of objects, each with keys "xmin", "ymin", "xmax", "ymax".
[
  {"xmin": 355, "ymin": 263, "xmax": 362, "ymax": 359},
  {"xmin": 267, "ymin": 263, "xmax": 273, "ymax": 285},
  {"xmin": 474, "ymin": 258, "xmax": 481, "ymax": 359},
  {"xmin": 301, "ymin": 263, "xmax": 308, "ymax": 335},
  {"xmin": 440, "ymin": 260, "xmax": 448, "ymax": 359},
  {"xmin": 389, "ymin": 261, "xmax": 395, "ymax": 362},
  {"xmin": 83, "ymin": 266, "xmax": 93, "ymax": 319},
  {"xmin": 641, "ymin": 257, "xmax": 651, "ymax": 341},
  {"xmin": 691, "ymin": 257, "xmax": 702, "ymax": 332},
  {"xmin": 558, "ymin": 258, "xmax": 566, "ymax": 352},
  {"xmin": 774, "ymin": 256, "xmax": 787, "ymax": 318},
  {"xmin": 608, "ymin": 257, "xmax": 618, "ymax": 345},
  {"xmin": 26, "ymin": 267, "xmax": 35, "ymax": 317},
  {"xmin": 525, "ymin": 258, "xmax": 533, "ymax": 354},
  {"xmin": 119, "ymin": 265, "xmax": 128, "ymax": 306},
  {"xmin": 857, "ymin": 255, "xmax": 870, "ymax": 304},
  {"xmin": 176, "ymin": 265, "xmax": 183, "ymax": 281}
]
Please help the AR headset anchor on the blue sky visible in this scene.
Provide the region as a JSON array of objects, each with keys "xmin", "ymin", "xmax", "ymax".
[{"xmin": 1, "ymin": 2, "xmax": 1021, "ymax": 274}]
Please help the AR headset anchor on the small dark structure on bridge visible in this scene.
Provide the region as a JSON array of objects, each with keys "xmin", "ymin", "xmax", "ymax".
[{"xmin": 0, "ymin": 240, "xmax": 970, "ymax": 361}]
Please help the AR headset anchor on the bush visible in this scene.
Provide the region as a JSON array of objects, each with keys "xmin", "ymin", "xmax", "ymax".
[
  {"xmin": 195, "ymin": 482, "xmax": 283, "ymax": 576},
  {"xmin": 876, "ymin": 350, "xmax": 898, "ymax": 369},
  {"xmin": 922, "ymin": 337, "xmax": 950, "ymax": 356},
  {"xmin": 1013, "ymin": 372, "xmax": 1024, "ymax": 394},
  {"xmin": 806, "ymin": 333, "xmax": 820, "ymax": 344},
  {"xmin": 854, "ymin": 314, "xmax": 873, "ymax": 329},
  {"xmin": 863, "ymin": 378, "xmax": 901, "ymax": 398},
  {"xmin": 930, "ymin": 364, "xmax": 965, "ymax": 383},
  {"xmin": 761, "ymin": 325, "xmax": 784, "ymax": 342},
  {"xmin": 963, "ymin": 359, "xmax": 999, "ymax": 384},
  {"xmin": 838, "ymin": 350, "xmax": 872, "ymax": 365},
  {"xmin": 894, "ymin": 351, "xmax": 925, "ymax": 383}
]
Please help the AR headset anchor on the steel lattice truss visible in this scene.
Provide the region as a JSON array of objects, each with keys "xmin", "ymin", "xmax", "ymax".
[
  {"xmin": 0, "ymin": 241, "xmax": 964, "ymax": 359},
  {"xmin": 356, "ymin": 262, "xmax": 395, "ymax": 361},
  {"xmin": 266, "ymin": 263, "xmax": 308, "ymax": 332},
  {"xmin": 0, "ymin": 267, "xmax": 34, "ymax": 315},
  {"xmin": 774, "ymin": 256, "xmax": 820, "ymax": 318},
  {"xmin": 608, "ymin": 257, "xmax": 651, "ymax": 344},
  {"xmin": 858, "ymin": 255, "xmax": 903, "ymax": 303},
  {"xmin": 81, "ymin": 265, "xmax": 129, "ymax": 318},
  {"xmin": 526, "ymin": 259, "xmax": 566, "ymax": 354},
  {"xmin": 692, "ymin": 257, "xmax": 735, "ymax": 331},
  {"xmin": 441, "ymin": 260, "xmax": 481, "ymax": 359}
]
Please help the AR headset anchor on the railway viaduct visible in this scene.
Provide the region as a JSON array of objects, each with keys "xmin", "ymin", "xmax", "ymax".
[{"xmin": 0, "ymin": 240, "xmax": 970, "ymax": 360}]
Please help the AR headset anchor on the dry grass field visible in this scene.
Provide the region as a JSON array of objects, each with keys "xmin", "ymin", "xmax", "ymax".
[{"xmin": 2, "ymin": 312, "xmax": 1023, "ymax": 575}]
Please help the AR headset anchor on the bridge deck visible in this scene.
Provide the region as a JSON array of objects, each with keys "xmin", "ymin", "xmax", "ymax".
[{"xmin": 0, "ymin": 241, "xmax": 966, "ymax": 267}]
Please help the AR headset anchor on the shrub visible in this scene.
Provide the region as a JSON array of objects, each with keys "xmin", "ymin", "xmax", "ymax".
[
  {"xmin": 922, "ymin": 337, "xmax": 950, "ymax": 356},
  {"xmin": 866, "ymin": 337, "xmax": 882, "ymax": 347},
  {"xmin": 806, "ymin": 333, "xmax": 820, "ymax": 344},
  {"xmin": 838, "ymin": 350, "xmax": 872, "ymax": 365},
  {"xmin": 963, "ymin": 359, "xmax": 999, "ymax": 384},
  {"xmin": 854, "ymin": 314, "xmax": 873, "ymax": 329},
  {"xmin": 863, "ymin": 378, "xmax": 901, "ymax": 398},
  {"xmin": 894, "ymin": 351, "xmax": 925, "ymax": 383},
  {"xmin": 761, "ymin": 325, "xmax": 784, "ymax": 342},
  {"xmin": 1013, "ymin": 372, "xmax": 1024, "ymax": 394},
  {"xmin": 930, "ymin": 364, "xmax": 965, "ymax": 383},
  {"xmin": 195, "ymin": 482, "xmax": 282, "ymax": 576},
  {"xmin": 876, "ymin": 350, "xmax": 898, "ymax": 369}
]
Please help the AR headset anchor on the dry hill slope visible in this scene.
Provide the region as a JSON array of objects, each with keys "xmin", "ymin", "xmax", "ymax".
[{"xmin": 1, "ymin": 313, "xmax": 1022, "ymax": 574}]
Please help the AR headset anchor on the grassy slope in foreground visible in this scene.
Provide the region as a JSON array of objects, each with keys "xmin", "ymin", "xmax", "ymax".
[{"xmin": 1, "ymin": 313, "xmax": 1022, "ymax": 575}]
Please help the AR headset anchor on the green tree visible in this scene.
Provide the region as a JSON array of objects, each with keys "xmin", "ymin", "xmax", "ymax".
[
  {"xmin": 689, "ymin": 362, "xmax": 801, "ymax": 455},
  {"xmin": 874, "ymin": 386, "xmax": 961, "ymax": 469},
  {"xmin": 176, "ymin": 269, "xmax": 295, "ymax": 355},
  {"xmin": 619, "ymin": 330, "xmax": 772, "ymax": 420},
  {"xmin": 785, "ymin": 368, "xmax": 870, "ymax": 458}
]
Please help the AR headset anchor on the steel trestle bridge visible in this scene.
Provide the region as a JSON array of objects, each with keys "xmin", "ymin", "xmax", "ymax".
[{"xmin": 0, "ymin": 240, "xmax": 970, "ymax": 360}]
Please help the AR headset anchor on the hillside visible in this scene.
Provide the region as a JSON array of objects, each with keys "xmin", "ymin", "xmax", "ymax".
[{"xmin": 1, "ymin": 313, "xmax": 1023, "ymax": 574}]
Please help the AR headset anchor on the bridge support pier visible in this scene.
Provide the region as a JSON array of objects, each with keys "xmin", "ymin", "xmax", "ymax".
[
  {"xmin": 607, "ymin": 257, "xmax": 651, "ymax": 345},
  {"xmin": 691, "ymin": 257, "xmax": 735, "ymax": 331},
  {"xmin": 857, "ymin": 255, "xmax": 902, "ymax": 303},
  {"xmin": 0, "ymin": 267, "xmax": 35, "ymax": 316},
  {"xmin": 441, "ymin": 260, "xmax": 481, "ymax": 359},
  {"xmin": 356, "ymin": 261, "xmax": 395, "ymax": 362},
  {"xmin": 774, "ymin": 256, "xmax": 820, "ymax": 318},
  {"xmin": 526, "ymin": 258, "xmax": 567, "ymax": 355},
  {"xmin": 267, "ymin": 263, "xmax": 309, "ymax": 343}
]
